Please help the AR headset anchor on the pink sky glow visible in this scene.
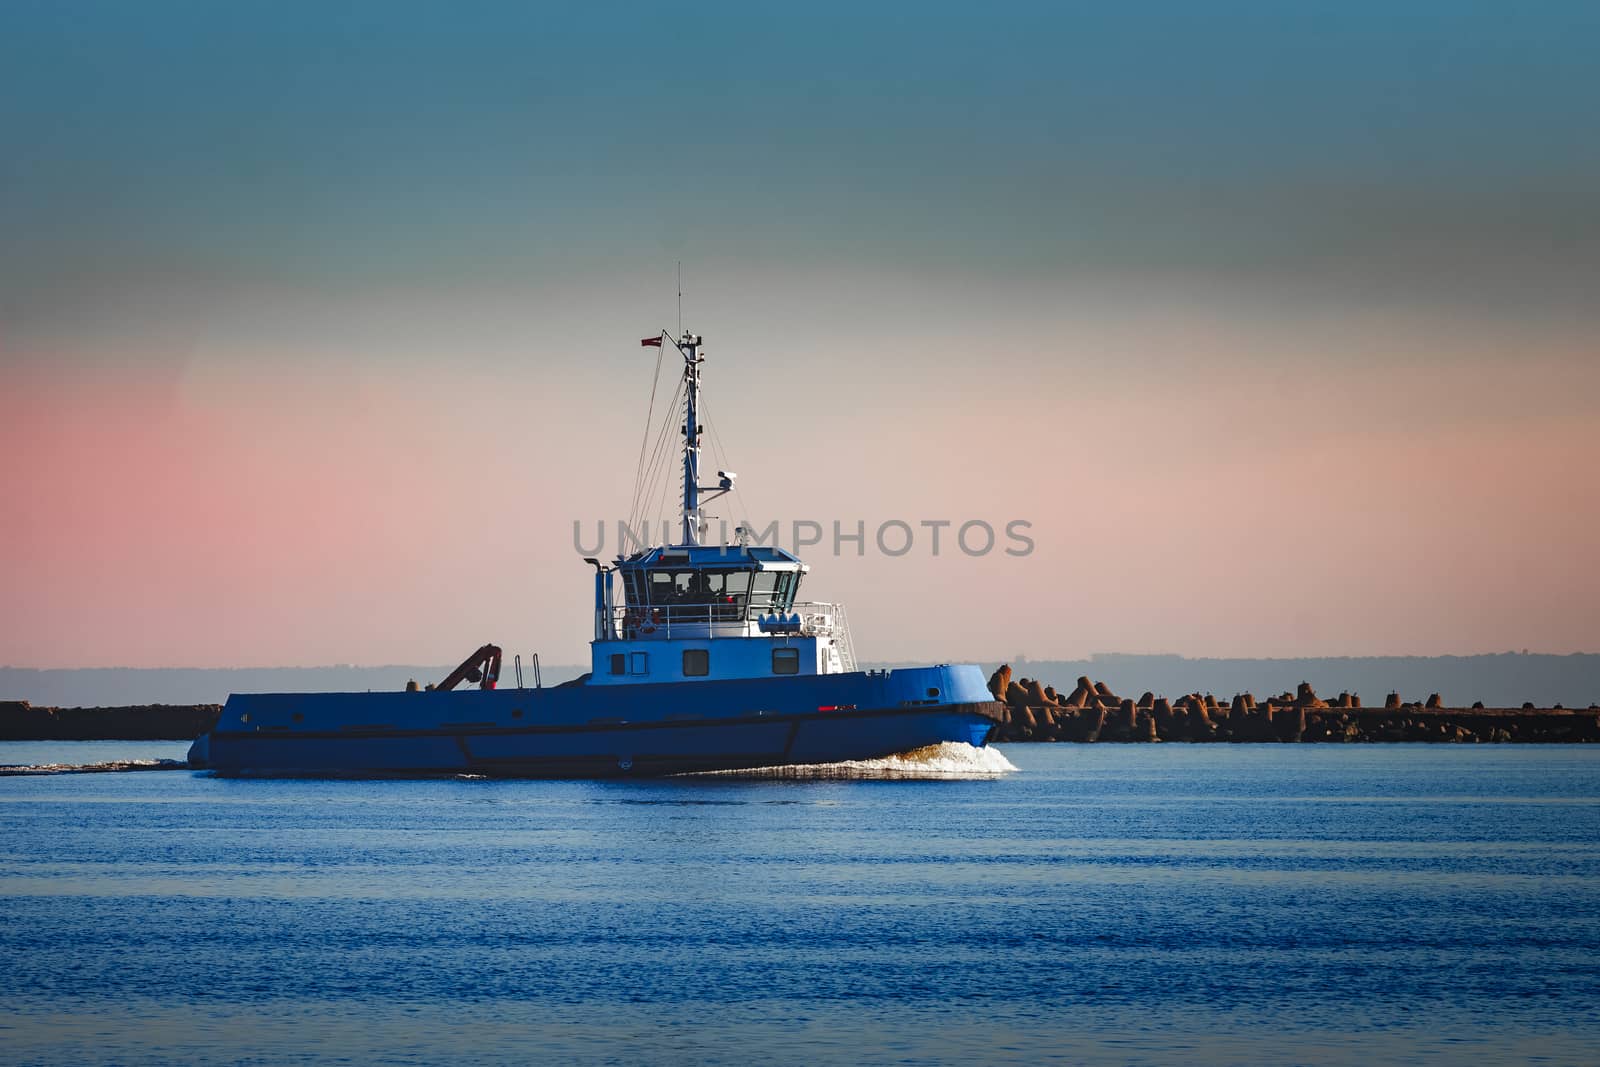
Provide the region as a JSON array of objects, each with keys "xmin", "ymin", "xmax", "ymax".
[{"xmin": 3, "ymin": 281, "xmax": 1596, "ymax": 668}]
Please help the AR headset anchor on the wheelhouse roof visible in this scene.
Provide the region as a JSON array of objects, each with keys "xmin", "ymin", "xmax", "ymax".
[{"xmin": 615, "ymin": 544, "xmax": 807, "ymax": 572}]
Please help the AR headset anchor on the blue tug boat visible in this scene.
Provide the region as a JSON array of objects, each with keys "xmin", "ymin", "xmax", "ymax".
[{"xmin": 188, "ymin": 330, "xmax": 1004, "ymax": 776}]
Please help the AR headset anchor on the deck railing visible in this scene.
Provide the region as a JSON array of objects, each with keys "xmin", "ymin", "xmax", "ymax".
[
  {"xmin": 795, "ymin": 602, "xmax": 858, "ymax": 672},
  {"xmin": 605, "ymin": 601, "xmax": 859, "ymax": 669}
]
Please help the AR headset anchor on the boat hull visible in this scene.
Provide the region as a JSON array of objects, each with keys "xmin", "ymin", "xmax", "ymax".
[{"xmin": 190, "ymin": 666, "xmax": 1005, "ymax": 778}]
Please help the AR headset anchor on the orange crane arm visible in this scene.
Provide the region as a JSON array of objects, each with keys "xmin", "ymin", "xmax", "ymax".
[{"xmin": 434, "ymin": 644, "xmax": 503, "ymax": 692}]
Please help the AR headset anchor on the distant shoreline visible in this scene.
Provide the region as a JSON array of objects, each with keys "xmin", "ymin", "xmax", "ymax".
[
  {"xmin": 5, "ymin": 653, "xmax": 1600, "ymax": 709},
  {"xmin": 2, "ymin": 696, "xmax": 1595, "ymax": 745},
  {"xmin": 0, "ymin": 703, "xmax": 220, "ymax": 741}
]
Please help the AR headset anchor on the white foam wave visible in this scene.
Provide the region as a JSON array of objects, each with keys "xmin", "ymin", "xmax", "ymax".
[
  {"xmin": 684, "ymin": 742, "xmax": 1018, "ymax": 780},
  {"xmin": 0, "ymin": 758, "xmax": 190, "ymax": 777}
]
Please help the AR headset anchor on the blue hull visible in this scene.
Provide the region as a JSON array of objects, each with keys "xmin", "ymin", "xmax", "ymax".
[{"xmin": 190, "ymin": 665, "xmax": 1004, "ymax": 778}]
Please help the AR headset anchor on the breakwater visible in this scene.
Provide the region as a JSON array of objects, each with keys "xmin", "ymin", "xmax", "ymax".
[
  {"xmin": 986, "ymin": 665, "xmax": 1600, "ymax": 743},
  {"xmin": 3, "ymin": 681, "xmax": 1598, "ymax": 744},
  {"xmin": 0, "ymin": 701, "xmax": 220, "ymax": 741}
]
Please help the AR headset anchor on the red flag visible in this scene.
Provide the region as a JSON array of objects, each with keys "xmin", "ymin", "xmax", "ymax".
[{"xmin": 640, "ymin": 336, "xmax": 663, "ymax": 348}]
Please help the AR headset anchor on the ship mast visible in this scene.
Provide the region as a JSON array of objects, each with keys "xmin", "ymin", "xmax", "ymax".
[{"xmin": 678, "ymin": 331, "xmax": 703, "ymax": 546}]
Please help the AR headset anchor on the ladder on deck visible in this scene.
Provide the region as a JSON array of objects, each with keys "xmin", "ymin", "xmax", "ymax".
[{"xmin": 832, "ymin": 604, "xmax": 858, "ymax": 673}]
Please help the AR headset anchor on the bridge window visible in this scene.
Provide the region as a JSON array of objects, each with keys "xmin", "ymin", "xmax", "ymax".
[
  {"xmin": 749, "ymin": 571, "xmax": 798, "ymax": 613},
  {"xmin": 683, "ymin": 649, "xmax": 709, "ymax": 676},
  {"xmin": 772, "ymin": 647, "xmax": 800, "ymax": 675},
  {"xmin": 610, "ymin": 653, "xmax": 625, "ymax": 676},
  {"xmin": 647, "ymin": 570, "xmax": 754, "ymax": 607}
]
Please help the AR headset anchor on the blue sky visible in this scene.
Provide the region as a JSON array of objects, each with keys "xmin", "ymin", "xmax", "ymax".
[{"xmin": 6, "ymin": 0, "xmax": 1597, "ymax": 339}]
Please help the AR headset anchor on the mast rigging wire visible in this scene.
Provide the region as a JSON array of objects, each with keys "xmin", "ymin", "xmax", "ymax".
[
  {"xmin": 627, "ymin": 339, "xmax": 668, "ymax": 529},
  {"xmin": 696, "ymin": 391, "xmax": 752, "ymax": 539},
  {"xmin": 630, "ymin": 371, "xmax": 686, "ymax": 542}
]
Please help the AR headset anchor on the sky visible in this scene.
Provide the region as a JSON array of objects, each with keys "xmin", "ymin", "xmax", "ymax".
[{"xmin": 2, "ymin": 1, "xmax": 1597, "ymax": 668}]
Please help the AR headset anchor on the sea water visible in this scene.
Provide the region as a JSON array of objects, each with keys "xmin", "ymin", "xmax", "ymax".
[{"xmin": 2, "ymin": 743, "xmax": 1598, "ymax": 1065}]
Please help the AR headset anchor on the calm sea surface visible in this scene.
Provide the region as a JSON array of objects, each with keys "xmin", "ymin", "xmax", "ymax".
[{"xmin": 2, "ymin": 743, "xmax": 1598, "ymax": 1065}]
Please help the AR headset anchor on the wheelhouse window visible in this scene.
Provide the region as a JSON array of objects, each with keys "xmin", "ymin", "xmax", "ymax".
[
  {"xmin": 683, "ymin": 649, "xmax": 710, "ymax": 676},
  {"xmin": 772, "ymin": 647, "xmax": 800, "ymax": 675},
  {"xmin": 748, "ymin": 571, "xmax": 798, "ymax": 614},
  {"xmin": 625, "ymin": 564, "xmax": 800, "ymax": 622},
  {"xmin": 638, "ymin": 568, "xmax": 773, "ymax": 620}
]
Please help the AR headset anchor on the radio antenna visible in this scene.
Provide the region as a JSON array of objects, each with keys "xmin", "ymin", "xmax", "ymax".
[{"xmin": 677, "ymin": 261, "xmax": 683, "ymax": 336}]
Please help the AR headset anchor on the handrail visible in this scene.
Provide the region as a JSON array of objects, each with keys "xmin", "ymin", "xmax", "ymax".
[
  {"xmin": 606, "ymin": 600, "xmax": 852, "ymax": 646},
  {"xmin": 607, "ymin": 600, "xmax": 840, "ymax": 622}
]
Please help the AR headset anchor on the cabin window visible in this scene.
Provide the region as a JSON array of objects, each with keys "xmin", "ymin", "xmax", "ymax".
[
  {"xmin": 772, "ymin": 647, "xmax": 800, "ymax": 675},
  {"xmin": 749, "ymin": 571, "xmax": 799, "ymax": 613},
  {"xmin": 749, "ymin": 572, "xmax": 780, "ymax": 612},
  {"xmin": 610, "ymin": 653, "xmax": 626, "ymax": 676},
  {"xmin": 683, "ymin": 649, "xmax": 710, "ymax": 676},
  {"xmin": 629, "ymin": 651, "xmax": 648, "ymax": 676},
  {"xmin": 645, "ymin": 569, "xmax": 754, "ymax": 616}
]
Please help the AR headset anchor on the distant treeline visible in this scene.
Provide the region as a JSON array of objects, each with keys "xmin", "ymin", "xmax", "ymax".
[{"xmin": 2, "ymin": 653, "xmax": 1596, "ymax": 709}]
